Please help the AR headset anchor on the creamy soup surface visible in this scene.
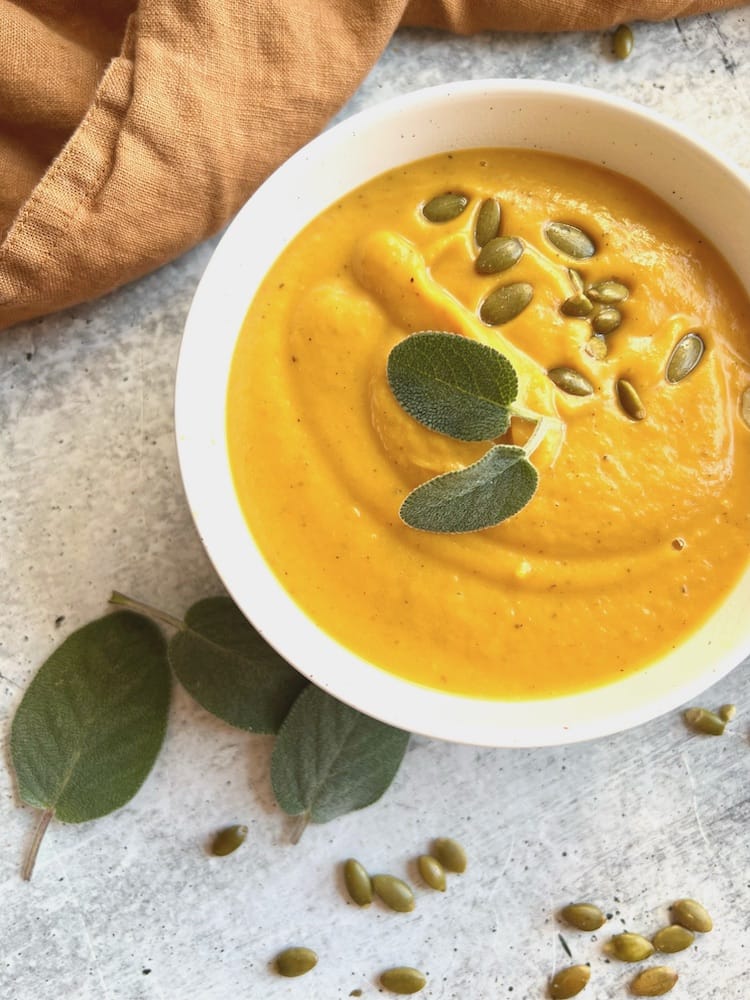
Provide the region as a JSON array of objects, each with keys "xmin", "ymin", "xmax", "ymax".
[{"xmin": 226, "ymin": 149, "xmax": 750, "ymax": 700}]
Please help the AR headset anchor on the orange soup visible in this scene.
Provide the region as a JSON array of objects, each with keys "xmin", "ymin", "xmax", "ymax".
[{"xmin": 226, "ymin": 149, "xmax": 750, "ymax": 699}]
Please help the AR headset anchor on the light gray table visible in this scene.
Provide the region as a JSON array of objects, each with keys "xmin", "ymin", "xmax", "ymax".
[{"xmin": 2, "ymin": 13, "xmax": 749, "ymax": 1000}]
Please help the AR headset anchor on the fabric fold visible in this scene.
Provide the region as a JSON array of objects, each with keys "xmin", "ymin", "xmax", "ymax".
[{"xmin": 0, "ymin": 0, "xmax": 743, "ymax": 330}]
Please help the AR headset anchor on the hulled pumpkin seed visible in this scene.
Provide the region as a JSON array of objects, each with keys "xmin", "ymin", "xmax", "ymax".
[
  {"xmin": 585, "ymin": 335, "xmax": 608, "ymax": 360},
  {"xmin": 545, "ymin": 222, "xmax": 596, "ymax": 260},
  {"xmin": 210, "ymin": 824, "xmax": 248, "ymax": 856},
  {"xmin": 587, "ymin": 280, "xmax": 629, "ymax": 304},
  {"xmin": 561, "ymin": 903, "xmax": 607, "ymax": 932},
  {"xmin": 613, "ymin": 24, "xmax": 635, "ymax": 61},
  {"xmin": 609, "ymin": 932, "xmax": 655, "ymax": 963},
  {"xmin": 652, "ymin": 924, "xmax": 695, "ymax": 954},
  {"xmin": 666, "ymin": 332, "xmax": 704, "ymax": 384},
  {"xmin": 480, "ymin": 282, "xmax": 533, "ymax": 326},
  {"xmin": 741, "ymin": 386, "xmax": 750, "ymax": 429},
  {"xmin": 549, "ymin": 964, "xmax": 591, "ymax": 999},
  {"xmin": 561, "ymin": 294, "xmax": 593, "ymax": 317},
  {"xmin": 275, "ymin": 946, "xmax": 318, "ymax": 978},
  {"xmin": 548, "ymin": 367, "xmax": 594, "ymax": 397},
  {"xmin": 719, "ymin": 703, "xmax": 737, "ymax": 722},
  {"xmin": 380, "ymin": 967, "xmax": 427, "ymax": 995},
  {"xmin": 372, "ymin": 874, "xmax": 415, "ymax": 912},
  {"xmin": 475, "ymin": 198, "xmax": 502, "ymax": 247},
  {"xmin": 617, "ymin": 379, "xmax": 646, "ymax": 421},
  {"xmin": 432, "ymin": 837, "xmax": 467, "ymax": 873},
  {"xmin": 671, "ymin": 898, "xmax": 713, "ymax": 933},
  {"xmin": 630, "ymin": 967, "xmax": 678, "ymax": 997},
  {"xmin": 475, "ymin": 236, "xmax": 524, "ymax": 275},
  {"xmin": 684, "ymin": 707, "xmax": 725, "ymax": 736},
  {"xmin": 591, "ymin": 306, "xmax": 622, "ymax": 335},
  {"xmin": 417, "ymin": 854, "xmax": 446, "ymax": 891},
  {"xmin": 344, "ymin": 858, "xmax": 373, "ymax": 906},
  {"xmin": 422, "ymin": 192, "xmax": 469, "ymax": 223},
  {"xmin": 569, "ymin": 268, "xmax": 586, "ymax": 294}
]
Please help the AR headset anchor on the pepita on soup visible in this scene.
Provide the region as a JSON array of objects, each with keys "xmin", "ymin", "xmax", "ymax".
[
  {"xmin": 474, "ymin": 197, "xmax": 502, "ymax": 246},
  {"xmin": 548, "ymin": 367, "xmax": 594, "ymax": 397},
  {"xmin": 666, "ymin": 332, "xmax": 705, "ymax": 383},
  {"xmin": 544, "ymin": 221, "xmax": 596, "ymax": 259},
  {"xmin": 422, "ymin": 192, "xmax": 469, "ymax": 223},
  {"xmin": 479, "ymin": 281, "xmax": 534, "ymax": 325}
]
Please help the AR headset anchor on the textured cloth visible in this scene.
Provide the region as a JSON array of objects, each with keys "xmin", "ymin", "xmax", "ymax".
[{"xmin": 0, "ymin": 0, "xmax": 743, "ymax": 330}]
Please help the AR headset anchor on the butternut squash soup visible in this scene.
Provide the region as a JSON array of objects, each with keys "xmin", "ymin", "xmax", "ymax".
[{"xmin": 226, "ymin": 149, "xmax": 750, "ymax": 700}]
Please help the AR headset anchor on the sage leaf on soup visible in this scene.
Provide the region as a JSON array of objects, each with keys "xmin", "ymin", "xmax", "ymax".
[
  {"xmin": 387, "ymin": 331, "xmax": 518, "ymax": 441},
  {"xmin": 270, "ymin": 684, "xmax": 410, "ymax": 842},
  {"xmin": 400, "ymin": 443, "xmax": 538, "ymax": 533},
  {"xmin": 168, "ymin": 596, "xmax": 308, "ymax": 734},
  {"xmin": 10, "ymin": 611, "xmax": 171, "ymax": 879}
]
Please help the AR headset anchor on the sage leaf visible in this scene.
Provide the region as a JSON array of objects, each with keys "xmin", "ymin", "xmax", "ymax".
[
  {"xmin": 10, "ymin": 611, "xmax": 170, "ymax": 878},
  {"xmin": 400, "ymin": 443, "xmax": 538, "ymax": 533},
  {"xmin": 270, "ymin": 685, "xmax": 409, "ymax": 841},
  {"xmin": 387, "ymin": 331, "xmax": 518, "ymax": 440},
  {"xmin": 168, "ymin": 597, "xmax": 307, "ymax": 734}
]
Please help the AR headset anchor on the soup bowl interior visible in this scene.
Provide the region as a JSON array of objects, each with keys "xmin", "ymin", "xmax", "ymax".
[{"xmin": 176, "ymin": 79, "xmax": 750, "ymax": 747}]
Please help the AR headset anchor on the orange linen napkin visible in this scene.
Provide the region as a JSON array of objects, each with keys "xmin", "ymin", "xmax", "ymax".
[{"xmin": 0, "ymin": 0, "xmax": 743, "ymax": 330}]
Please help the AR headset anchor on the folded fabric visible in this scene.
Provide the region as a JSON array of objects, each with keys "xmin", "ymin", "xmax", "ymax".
[{"xmin": 0, "ymin": 0, "xmax": 743, "ymax": 330}]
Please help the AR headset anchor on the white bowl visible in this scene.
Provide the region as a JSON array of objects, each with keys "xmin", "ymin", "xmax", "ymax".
[{"xmin": 176, "ymin": 79, "xmax": 750, "ymax": 747}]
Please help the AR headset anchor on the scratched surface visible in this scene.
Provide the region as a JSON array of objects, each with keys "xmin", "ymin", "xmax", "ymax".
[{"xmin": 1, "ymin": 12, "xmax": 749, "ymax": 1000}]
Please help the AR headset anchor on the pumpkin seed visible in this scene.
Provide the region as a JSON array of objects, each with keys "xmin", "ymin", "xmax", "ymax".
[
  {"xmin": 630, "ymin": 967, "xmax": 678, "ymax": 997},
  {"xmin": 210, "ymin": 824, "xmax": 248, "ymax": 856},
  {"xmin": 666, "ymin": 332, "xmax": 704, "ymax": 383},
  {"xmin": 719, "ymin": 703, "xmax": 737, "ymax": 722},
  {"xmin": 617, "ymin": 379, "xmax": 646, "ymax": 421},
  {"xmin": 549, "ymin": 964, "xmax": 591, "ymax": 999},
  {"xmin": 561, "ymin": 294, "xmax": 593, "ymax": 317},
  {"xmin": 561, "ymin": 903, "xmax": 607, "ymax": 931},
  {"xmin": 275, "ymin": 946, "xmax": 318, "ymax": 977},
  {"xmin": 422, "ymin": 192, "xmax": 469, "ymax": 223},
  {"xmin": 344, "ymin": 858, "xmax": 373, "ymax": 906},
  {"xmin": 417, "ymin": 854, "xmax": 446, "ymax": 891},
  {"xmin": 585, "ymin": 335, "xmax": 608, "ymax": 360},
  {"xmin": 613, "ymin": 24, "xmax": 635, "ymax": 61},
  {"xmin": 475, "ymin": 198, "xmax": 502, "ymax": 247},
  {"xmin": 587, "ymin": 280, "xmax": 629, "ymax": 304},
  {"xmin": 741, "ymin": 386, "xmax": 750, "ymax": 429},
  {"xmin": 591, "ymin": 306, "xmax": 622, "ymax": 335},
  {"xmin": 671, "ymin": 898, "xmax": 713, "ymax": 933},
  {"xmin": 652, "ymin": 924, "xmax": 695, "ymax": 953},
  {"xmin": 569, "ymin": 268, "xmax": 586, "ymax": 293},
  {"xmin": 609, "ymin": 932, "xmax": 655, "ymax": 963},
  {"xmin": 432, "ymin": 837, "xmax": 467, "ymax": 873},
  {"xmin": 380, "ymin": 967, "xmax": 427, "ymax": 995},
  {"xmin": 545, "ymin": 222, "xmax": 596, "ymax": 260},
  {"xmin": 480, "ymin": 282, "xmax": 533, "ymax": 326},
  {"xmin": 475, "ymin": 236, "xmax": 524, "ymax": 275},
  {"xmin": 684, "ymin": 707, "xmax": 725, "ymax": 736},
  {"xmin": 372, "ymin": 874, "xmax": 415, "ymax": 912},
  {"xmin": 548, "ymin": 367, "xmax": 594, "ymax": 397}
]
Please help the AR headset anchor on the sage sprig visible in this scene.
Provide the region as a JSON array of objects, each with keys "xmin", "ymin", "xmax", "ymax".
[
  {"xmin": 10, "ymin": 611, "xmax": 171, "ymax": 880},
  {"xmin": 387, "ymin": 331, "xmax": 549, "ymax": 533},
  {"xmin": 270, "ymin": 684, "xmax": 410, "ymax": 843},
  {"xmin": 10, "ymin": 593, "xmax": 411, "ymax": 877}
]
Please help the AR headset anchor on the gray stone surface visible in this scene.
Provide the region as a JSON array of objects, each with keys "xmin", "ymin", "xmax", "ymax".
[{"xmin": 2, "ymin": 12, "xmax": 749, "ymax": 999}]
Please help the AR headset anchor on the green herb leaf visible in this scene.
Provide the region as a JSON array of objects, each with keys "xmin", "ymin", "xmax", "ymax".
[
  {"xmin": 387, "ymin": 331, "xmax": 518, "ymax": 440},
  {"xmin": 168, "ymin": 597, "xmax": 307, "ymax": 734},
  {"xmin": 10, "ymin": 611, "xmax": 171, "ymax": 878},
  {"xmin": 270, "ymin": 685, "xmax": 409, "ymax": 841},
  {"xmin": 400, "ymin": 443, "xmax": 538, "ymax": 532}
]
